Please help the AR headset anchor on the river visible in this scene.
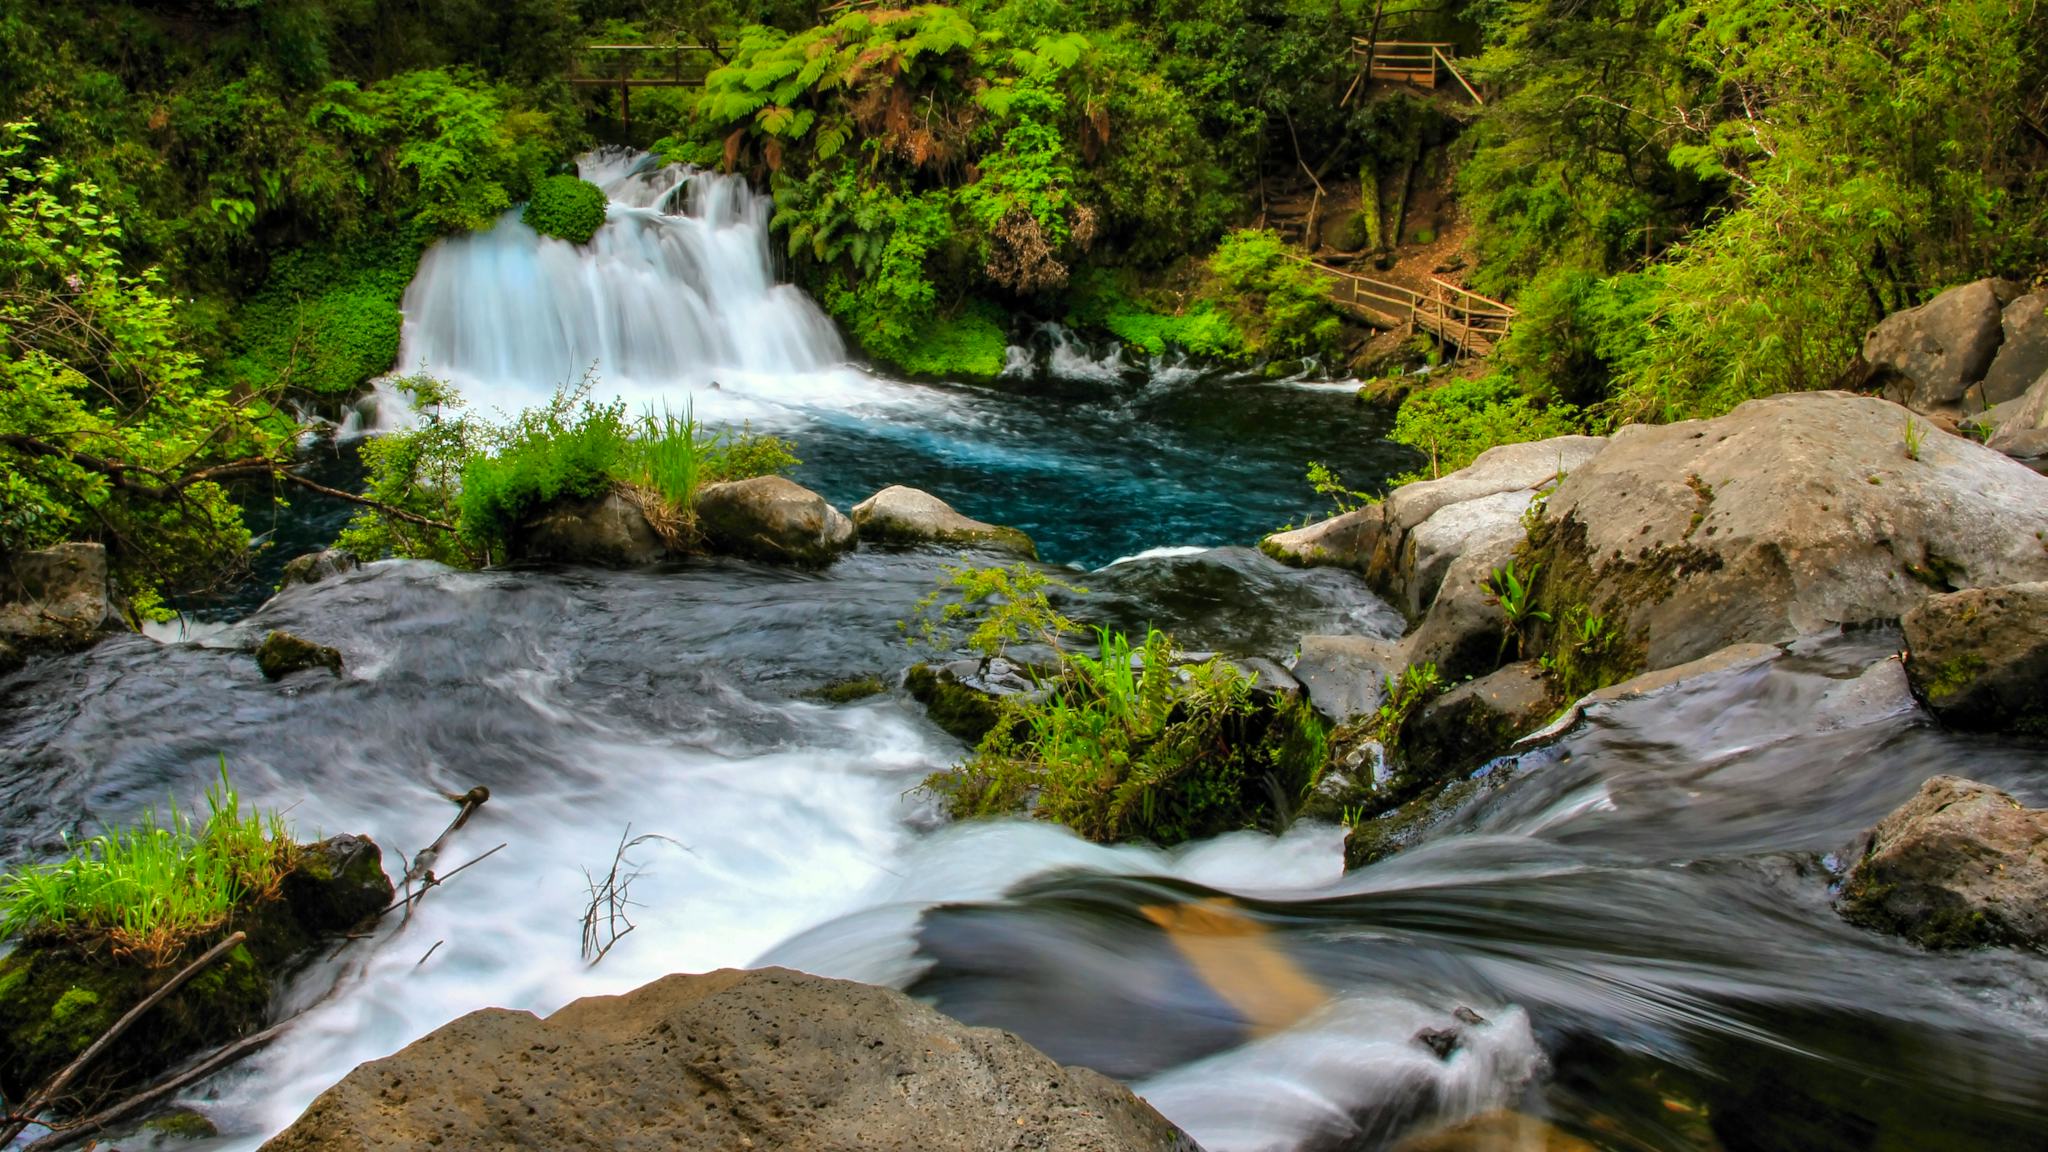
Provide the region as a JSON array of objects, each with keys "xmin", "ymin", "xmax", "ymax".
[{"xmin": 3, "ymin": 152, "xmax": 2046, "ymax": 1152}]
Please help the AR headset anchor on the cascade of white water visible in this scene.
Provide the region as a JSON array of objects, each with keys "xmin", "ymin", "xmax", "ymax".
[{"xmin": 394, "ymin": 150, "xmax": 851, "ymax": 415}]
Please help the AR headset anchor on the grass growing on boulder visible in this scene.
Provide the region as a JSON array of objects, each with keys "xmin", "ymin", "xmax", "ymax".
[
  {"xmin": 907, "ymin": 564, "xmax": 1327, "ymax": 845},
  {"xmin": 522, "ymin": 175, "xmax": 610, "ymax": 245},
  {"xmin": 339, "ymin": 379, "xmax": 799, "ymax": 565},
  {"xmin": 0, "ymin": 764, "xmax": 292, "ymax": 966}
]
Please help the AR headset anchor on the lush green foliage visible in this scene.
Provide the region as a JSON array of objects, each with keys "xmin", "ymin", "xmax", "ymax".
[
  {"xmin": 338, "ymin": 379, "xmax": 800, "ymax": 565},
  {"xmin": 523, "ymin": 174, "xmax": 609, "ymax": 244},
  {"xmin": 909, "ymin": 564, "xmax": 1327, "ymax": 845},
  {"xmin": 0, "ymin": 125, "xmax": 286, "ymax": 609},
  {"xmin": 0, "ymin": 765, "xmax": 292, "ymax": 966},
  {"xmin": 221, "ymin": 239, "xmax": 420, "ymax": 397},
  {"xmin": 1388, "ymin": 371, "xmax": 1582, "ymax": 479},
  {"xmin": 1455, "ymin": 0, "xmax": 2048, "ymax": 430}
]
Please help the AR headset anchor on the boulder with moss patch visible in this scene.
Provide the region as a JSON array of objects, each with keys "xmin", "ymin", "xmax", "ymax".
[
  {"xmin": 1839, "ymin": 776, "xmax": 2048, "ymax": 950},
  {"xmin": 695, "ymin": 476, "xmax": 855, "ymax": 567},
  {"xmin": 1901, "ymin": 582, "xmax": 2048, "ymax": 731},
  {"xmin": 278, "ymin": 549, "xmax": 361, "ymax": 591},
  {"xmin": 0, "ymin": 836, "xmax": 392, "ymax": 1110},
  {"xmin": 851, "ymin": 486, "xmax": 1037, "ymax": 559},
  {"xmin": 256, "ymin": 631, "xmax": 343, "ymax": 680},
  {"xmin": 514, "ymin": 488, "xmax": 668, "ymax": 567},
  {"xmin": 905, "ymin": 659, "xmax": 1035, "ymax": 745},
  {"xmin": 1518, "ymin": 393, "xmax": 2048, "ymax": 683}
]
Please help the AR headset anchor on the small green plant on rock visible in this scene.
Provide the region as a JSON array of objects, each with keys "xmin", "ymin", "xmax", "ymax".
[
  {"xmin": 1484, "ymin": 559, "xmax": 1551, "ymax": 660},
  {"xmin": 1306, "ymin": 461, "xmax": 1376, "ymax": 518},
  {"xmin": 901, "ymin": 562, "xmax": 1083, "ymax": 670},
  {"xmin": 1367, "ymin": 662, "xmax": 1443, "ymax": 758},
  {"xmin": 1902, "ymin": 416, "xmax": 1924, "ymax": 462},
  {"xmin": 1541, "ymin": 605, "xmax": 1618, "ymax": 700}
]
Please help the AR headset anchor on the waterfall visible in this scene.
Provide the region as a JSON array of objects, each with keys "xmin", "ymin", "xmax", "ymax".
[{"xmin": 394, "ymin": 150, "xmax": 850, "ymax": 416}]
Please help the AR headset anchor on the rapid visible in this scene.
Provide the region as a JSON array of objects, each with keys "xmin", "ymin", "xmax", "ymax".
[{"xmin": 4, "ymin": 152, "xmax": 2047, "ymax": 1152}]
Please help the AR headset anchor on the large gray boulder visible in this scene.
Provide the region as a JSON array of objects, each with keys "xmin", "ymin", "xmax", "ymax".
[
  {"xmin": 1982, "ymin": 293, "xmax": 2048, "ymax": 407},
  {"xmin": 852, "ymin": 486, "xmax": 1036, "ymax": 559},
  {"xmin": 1520, "ymin": 392, "xmax": 2048, "ymax": 676},
  {"xmin": 1901, "ymin": 582, "xmax": 2048, "ymax": 731},
  {"xmin": 278, "ymin": 549, "xmax": 360, "ymax": 590},
  {"xmin": 0, "ymin": 542, "xmax": 116, "ymax": 662},
  {"xmin": 1865, "ymin": 278, "xmax": 2021, "ymax": 416},
  {"xmin": 261, "ymin": 967, "xmax": 1193, "ymax": 1152},
  {"xmin": 695, "ymin": 476, "xmax": 855, "ymax": 567},
  {"xmin": 516, "ymin": 488, "xmax": 666, "ymax": 566},
  {"xmin": 1985, "ymin": 370, "xmax": 2048, "ymax": 465},
  {"xmin": 1839, "ymin": 776, "xmax": 2048, "ymax": 950},
  {"xmin": 1262, "ymin": 437, "xmax": 1605, "ymax": 619},
  {"xmin": 1291, "ymin": 634, "xmax": 1405, "ymax": 724}
]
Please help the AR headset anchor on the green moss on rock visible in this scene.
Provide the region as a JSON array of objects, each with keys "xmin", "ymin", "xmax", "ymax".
[
  {"xmin": 809, "ymin": 676, "xmax": 888, "ymax": 704},
  {"xmin": 256, "ymin": 630, "xmax": 343, "ymax": 680},
  {"xmin": 905, "ymin": 663, "xmax": 1004, "ymax": 745}
]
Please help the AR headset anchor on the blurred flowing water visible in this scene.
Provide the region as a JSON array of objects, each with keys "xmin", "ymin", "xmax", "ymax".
[{"xmin": 4, "ymin": 153, "xmax": 2048, "ymax": 1151}]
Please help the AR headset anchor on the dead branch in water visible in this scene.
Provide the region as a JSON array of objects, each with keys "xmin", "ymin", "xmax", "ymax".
[
  {"xmin": 581, "ymin": 826, "xmax": 679, "ymax": 965},
  {"xmin": 23, "ymin": 1017, "xmax": 294, "ymax": 1152}
]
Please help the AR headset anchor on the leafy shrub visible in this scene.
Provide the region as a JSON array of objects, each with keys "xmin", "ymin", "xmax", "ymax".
[
  {"xmin": 0, "ymin": 764, "xmax": 292, "ymax": 966},
  {"xmin": 1390, "ymin": 371, "xmax": 1584, "ymax": 481},
  {"xmin": 522, "ymin": 175, "xmax": 608, "ymax": 245},
  {"xmin": 223, "ymin": 239, "xmax": 420, "ymax": 396},
  {"xmin": 908, "ymin": 565, "xmax": 1328, "ymax": 845},
  {"xmin": 1206, "ymin": 230, "xmax": 1343, "ymax": 362}
]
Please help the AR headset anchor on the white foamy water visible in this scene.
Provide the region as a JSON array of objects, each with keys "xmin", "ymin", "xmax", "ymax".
[{"xmin": 389, "ymin": 150, "xmax": 938, "ymax": 429}]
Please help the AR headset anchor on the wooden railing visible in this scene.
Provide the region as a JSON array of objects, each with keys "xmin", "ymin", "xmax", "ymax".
[
  {"xmin": 1302, "ymin": 258, "xmax": 1514, "ymax": 356},
  {"xmin": 1348, "ymin": 39, "xmax": 1484, "ymax": 104},
  {"xmin": 566, "ymin": 44, "xmax": 718, "ymax": 88}
]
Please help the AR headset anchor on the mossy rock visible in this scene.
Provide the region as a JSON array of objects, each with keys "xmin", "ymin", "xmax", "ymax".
[
  {"xmin": 0, "ymin": 836, "xmax": 391, "ymax": 1110},
  {"xmin": 905, "ymin": 663, "xmax": 1005, "ymax": 745},
  {"xmin": 522, "ymin": 175, "xmax": 610, "ymax": 245},
  {"xmin": 256, "ymin": 630, "xmax": 343, "ymax": 680},
  {"xmin": 808, "ymin": 676, "xmax": 888, "ymax": 704}
]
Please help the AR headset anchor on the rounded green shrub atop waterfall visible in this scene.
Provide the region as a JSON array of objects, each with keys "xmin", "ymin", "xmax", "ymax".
[{"xmin": 523, "ymin": 176, "xmax": 609, "ymax": 245}]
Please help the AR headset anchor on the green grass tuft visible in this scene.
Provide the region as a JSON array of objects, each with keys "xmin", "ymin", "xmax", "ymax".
[{"xmin": 0, "ymin": 763, "xmax": 293, "ymax": 966}]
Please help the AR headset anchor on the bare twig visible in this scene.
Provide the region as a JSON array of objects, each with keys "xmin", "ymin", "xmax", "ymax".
[
  {"xmin": 416, "ymin": 940, "xmax": 445, "ymax": 967},
  {"xmin": 0, "ymin": 932, "xmax": 248, "ymax": 1145},
  {"xmin": 580, "ymin": 827, "xmax": 679, "ymax": 965},
  {"xmin": 405, "ymin": 786, "xmax": 491, "ymax": 892},
  {"xmin": 378, "ymin": 843, "xmax": 508, "ymax": 919}
]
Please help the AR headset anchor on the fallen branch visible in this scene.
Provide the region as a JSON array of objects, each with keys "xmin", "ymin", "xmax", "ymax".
[
  {"xmin": 23, "ymin": 1017, "xmax": 294, "ymax": 1152},
  {"xmin": 376, "ymin": 842, "xmax": 507, "ymax": 920},
  {"xmin": 0, "ymin": 931, "xmax": 248, "ymax": 1145},
  {"xmin": 406, "ymin": 786, "xmax": 491, "ymax": 890},
  {"xmin": 581, "ymin": 827, "xmax": 679, "ymax": 965},
  {"xmin": 275, "ymin": 472, "xmax": 457, "ymax": 532}
]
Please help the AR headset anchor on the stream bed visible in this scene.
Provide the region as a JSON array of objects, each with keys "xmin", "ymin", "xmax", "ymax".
[{"xmin": 4, "ymin": 152, "xmax": 2048, "ymax": 1152}]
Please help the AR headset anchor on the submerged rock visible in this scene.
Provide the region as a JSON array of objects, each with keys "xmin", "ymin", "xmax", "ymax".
[
  {"xmin": 0, "ymin": 835, "xmax": 393, "ymax": 1110},
  {"xmin": 515, "ymin": 488, "xmax": 666, "ymax": 567},
  {"xmin": 260, "ymin": 967, "xmax": 1195, "ymax": 1152},
  {"xmin": 1901, "ymin": 582, "xmax": 2048, "ymax": 731},
  {"xmin": 277, "ymin": 549, "xmax": 360, "ymax": 591},
  {"xmin": 1519, "ymin": 392, "xmax": 2048, "ymax": 678},
  {"xmin": 1, "ymin": 541, "xmax": 117, "ymax": 663},
  {"xmin": 1839, "ymin": 776, "xmax": 2048, "ymax": 950},
  {"xmin": 256, "ymin": 630, "xmax": 343, "ymax": 680},
  {"xmin": 852, "ymin": 485, "xmax": 1037, "ymax": 559},
  {"xmin": 1863, "ymin": 278, "xmax": 2020, "ymax": 417},
  {"xmin": 695, "ymin": 476, "xmax": 855, "ymax": 567}
]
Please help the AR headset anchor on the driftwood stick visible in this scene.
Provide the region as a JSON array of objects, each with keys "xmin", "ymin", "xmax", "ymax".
[
  {"xmin": 405, "ymin": 786, "xmax": 491, "ymax": 889},
  {"xmin": 23, "ymin": 1018, "xmax": 293, "ymax": 1152},
  {"xmin": 0, "ymin": 931, "xmax": 249, "ymax": 1145},
  {"xmin": 376, "ymin": 842, "xmax": 507, "ymax": 918}
]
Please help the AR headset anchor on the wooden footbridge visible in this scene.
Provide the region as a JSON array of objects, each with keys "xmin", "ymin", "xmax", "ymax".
[
  {"xmin": 1344, "ymin": 39, "xmax": 1485, "ymax": 106},
  {"xmin": 1301, "ymin": 259, "xmax": 1513, "ymax": 357},
  {"xmin": 566, "ymin": 45, "xmax": 719, "ymax": 129}
]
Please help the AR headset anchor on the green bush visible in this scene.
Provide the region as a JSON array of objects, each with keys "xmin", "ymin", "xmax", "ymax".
[
  {"xmin": 0, "ymin": 765, "xmax": 291, "ymax": 966},
  {"xmin": 907, "ymin": 565, "xmax": 1328, "ymax": 845},
  {"xmin": 1207, "ymin": 230, "xmax": 1344, "ymax": 363},
  {"xmin": 522, "ymin": 175, "xmax": 609, "ymax": 245},
  {"xmin": 223, "ymin": 239, "xmax": 420, "ymax": 397},
  {"xmin": 1390, "ymin": 371, "xmax": 1585, "ymax": 481},
  {"xmin": 884, "ymin": 301, "xmax": 1011, "ymax": 381}
]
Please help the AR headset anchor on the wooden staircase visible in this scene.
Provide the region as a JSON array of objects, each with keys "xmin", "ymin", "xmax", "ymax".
[{"xmin": 1301, "ymin": 258, "xmax": 1513, "ymax": 357}]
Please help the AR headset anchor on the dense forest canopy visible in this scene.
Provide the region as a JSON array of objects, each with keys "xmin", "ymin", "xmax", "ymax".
[{"xmin": 1, "ymin": 0, "xmax": 2044, "ymax": 605}]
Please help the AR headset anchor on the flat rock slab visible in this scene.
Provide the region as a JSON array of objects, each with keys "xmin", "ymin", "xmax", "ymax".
[{"xmin": 261, "ymin": 967, "xmax": 1195, "ymax": 1152}]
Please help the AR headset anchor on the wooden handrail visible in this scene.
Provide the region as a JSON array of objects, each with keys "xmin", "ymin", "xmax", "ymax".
[{"xmin": 1431, "ymin": 46, "xmax": 1485, "ymax": 105}]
